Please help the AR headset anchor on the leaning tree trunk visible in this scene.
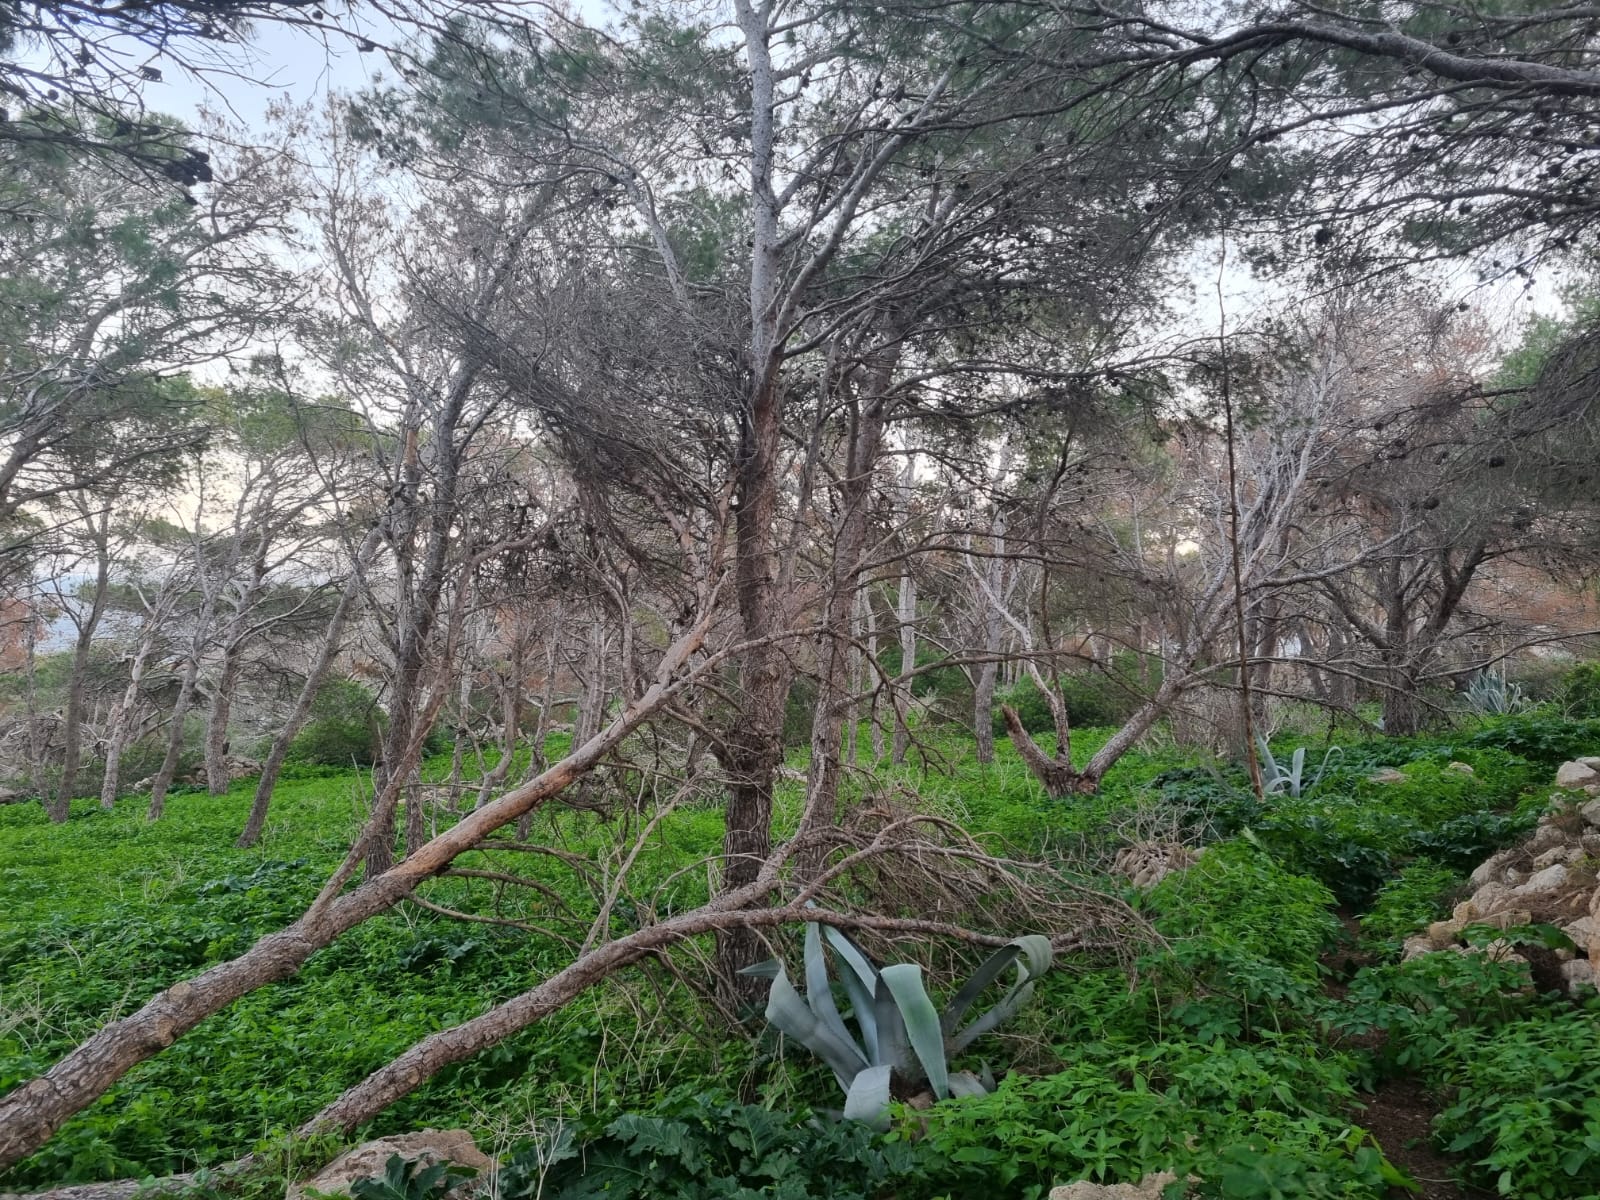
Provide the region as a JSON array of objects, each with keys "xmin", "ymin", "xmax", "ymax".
[
  {"xmin": 0, "ymin": 619, "xmax": 711, "ymax": 1174},
  {"xmin": 237, "ymin": 549, "xmax": 372, "ymax": 848}
]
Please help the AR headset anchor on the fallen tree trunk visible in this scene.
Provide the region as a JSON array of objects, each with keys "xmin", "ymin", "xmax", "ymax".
[{"xmin": 0, "ymin": 620, "xmax": 714, "ymax": 1176}]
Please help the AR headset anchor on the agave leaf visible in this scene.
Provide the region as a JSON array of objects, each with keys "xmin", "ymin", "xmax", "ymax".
[
  {"xmin": 739, "ymin": 958, "xmax": 781, "ymax": 980},
  {"xmin": 939, "ymin": 944, "xmax": 1021, "ymax": 1037},
  {"xmin": 951, "ymin": 978, "xmax": 1036, "ymax": 1053},
  {"xmin": 940, "ymin": 935, "xmax": 1051, "ymax": 1037},
  {"xmin": 842, "ymin": 1064, "xmax": 893, "ymax": 1131},
  {"xmin": 946, "ymin": 1069, "xmax": 991, "ymax": 1098},
  {"xmin": 821, "ymin": 924, "xmax": 881, "ymax": 1061},
  {"xmin": 803, "ymin": 921, "xmax": 846, "ymax": 1029},
  {"xmin": 764, "ymin": 962, "xmax": 867, "ymax": 1087},
  {"xmin": 873, "ymin": 970, "xmax": 913, "ymax": 1079},
  {"xmin": 881, "ymin": 962, "xmax": 949, "ymax": 1100}
]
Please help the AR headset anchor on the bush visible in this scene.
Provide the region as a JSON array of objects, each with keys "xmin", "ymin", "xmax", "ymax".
[
  {"xmin": 1360, "ymin": 863, "xmax": 1462, "ymax": 947},
  {"xmin": 288, "ymin": 677, "xmax": 385, "ymax": 766},
  {"xmin": 499, "ymin": 1097, "xmax": 927, "ymax": 1199},
  {"xmin": 909, "ymin": 1040, "xmax": 1402, "ymax": 1199},
  {"xmin": 1554, "ymin": 662, "xmax": 1600, "ymax": 719}
]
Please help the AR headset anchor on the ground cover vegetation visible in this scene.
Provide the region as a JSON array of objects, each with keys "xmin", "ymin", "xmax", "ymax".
[{"xmin": 6, "ymin": 0, "xmax": 1600, "ymax": 1194}]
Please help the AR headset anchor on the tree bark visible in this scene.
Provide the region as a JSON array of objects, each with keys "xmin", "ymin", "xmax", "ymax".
[{"xmin": 51, "ymin": 518, "xmax": 112, "ymax": 822}]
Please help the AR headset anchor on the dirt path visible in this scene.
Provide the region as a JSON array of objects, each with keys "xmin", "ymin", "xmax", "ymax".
[{"xmin": 1323, "ymin": 912, "xmax": 1494, "ymax": 1200}]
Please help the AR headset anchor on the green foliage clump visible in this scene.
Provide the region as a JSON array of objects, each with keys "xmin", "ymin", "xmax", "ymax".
[
  {"xmin": 499, "ymin": 1098, "xmax": 924, "ymax": 1200},
  {"xmin": 1465, "ymin": 713, "xmax": 1600, "ymax": 769},
  {"xmin": 1147, "ymin": 840, "xmax": 1341, "ymax": 982},
  {"xmin": 1339, "ymin": 954, "xmax": 1600, "ymax": 1198},
  {"xmin": 1359, "ymin": 863, "xmax": 1463, "ymax": 947},
  {"xmin": 289, "ymin": 678, "xmax": 385, "ymax": 767},
  {"xmin": 349, "ymin": 1154, "xmax": 476, "ymax": 1200},
  {"xmin": 908, "ymin": 1040, "xmax": 1403, "ymax": 1199},
  {"xmin": 993, "ymin": 658, "xmax": 1156, "ymax": 735},
  {"xmin": 1553, "ymin": 662, "xmax": 1600, "ymax": 719}
]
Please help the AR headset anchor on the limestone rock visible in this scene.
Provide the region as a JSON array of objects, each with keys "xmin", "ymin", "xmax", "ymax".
[
  {"xmin": 286, "ymin": 1131, "xmax": 493, "ymax": 1200},
  {"xmin": 1368, "ymin": 768, "xmax": 1407, "ymax": 785},
  {"xmin": 1556, "ymin": 760, "xmax": 1600, "ymax": 789},
  {"xmin": 1470, "ymin": 850, "xmax": 1521, "ymax": 889},
  {"xmin": 1457, "ymin": 882, "xmax": 1512, "ymax": 922},
  {"xmin": 1425, "ymin": 920, "xmax": 1462, "ymax": 949},
  {"xmin": 1591, "ymin": 887, "xmax": 1600, "ymax": 920},
  {"xmin": 1528, "ymin": 823, "xmax": 1567, "ymax": 854},
  {"xmin": 1511, "ymin": 863, "xmax": 1569, "ymax": 896},
  {"xmin": 1050, "ymin": 1173, "xmax": 1184, "ymax": 1200},
  {"xmin": 1581, "ymin": 798, "xmax": 1600, "ymax": 828},
  {"xmin": 1402, "ymin": 935, "xmax": 1434, "ymax": 962},
  {"xmin": 1562, "ymin": 914, "xmax": 1596, "ymax": 943},
  {"xmin": 1561, "ymin": 958, "xmax": 1596, "ymax": 993},
  {"xmin": 1468, "ymin": 908, "xmax": 1533, "ymax": 932},
  {"xmin": 1445, "ymin": 761, "xmax": 1474, "ymax": 775},
  {"xmin": 1532, "ymin": 845, "xmax": 1581, "ymax": 871},
  {"xmin": 1578, "ymin": 757, "xmax": 1600, "ymax": 770}
]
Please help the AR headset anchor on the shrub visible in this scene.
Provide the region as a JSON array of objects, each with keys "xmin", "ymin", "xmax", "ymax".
[
  {"xmin": 288, "ymin": 677, "xmax": 385, "ymax": 766},
  {"xmin": 1360, "ymin": 863, "xmax": 1462, "ymax": 947},
  {"xmin": 1554, "ymin": 662, "xmax": 1600, "ymax": 719},
  {"xmin": 499, "ymin": 1097, "xmax": 928, "ymax": 1200}
]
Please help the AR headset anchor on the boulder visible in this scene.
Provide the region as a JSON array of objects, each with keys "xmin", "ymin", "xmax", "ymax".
[
  {"xmin": 1425, "ymin": 920, "xmax": 1462, "ymax": 949},
  {"xmin": 1368, "ymin": 768, "xmax": 1407, "ymax": 785},
  {"xmin": 1561, "ymin": 958, "xmax": 1596, "ymax": 994},
  {"xmin": 1561, "ymin": 916, "xmax": 1596, "ymax": 959},
  {"xmin": 1470, "ymin": 851, "xmax": 1517, "ymax": 889},
  {"xmin": 1467, "ymin": 908, "xmax": 1532, "ymax": 932},
  {"xmin": 286, "ymin": 1130, "xmax": 493, "ymax": 1200},
  {"xmin": 1402, "ymin": 935, "xmax": 1434, "ymax": 962},
  {"xmin": 1050, "ymin": 1173, "xmax": 1184, "ymax": 1200},
  {"xmin": 1511, "ymin": 863, "xmax": 1569, "ymax": 897},
  {"xmin": 1528, "ymin": 823, "xmax": 1567, "ymax": 854},
  {"xmin": 1577, "ymin": 757, "xmax": 1600, "ymax": 770},
  {"xmin": 1556, "ymin": 760, "xmax": 1600, "ymax": 789},
  {"xmin": 1581, "ymin": 798, "xmax": 1600, "ymax": 828},
  {"xmin": 1532, "ymin": 845, "xmax": 1582, "ymax": 871},
  {"xmin": 1445, "ymin": 761, "xmax": 1474, "ymax": 775},
  {"xmin": 1456, "ymin": 882, "xmax": 1512, "ymax": 923}
]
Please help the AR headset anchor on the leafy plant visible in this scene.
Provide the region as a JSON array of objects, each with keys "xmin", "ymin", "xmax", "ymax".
[
  {"xmin": 744, "ymin": 922, "xmax": 1052, "ymax": 1128},
  {"xmin": 498, "ymin": 1097, "xmax": 928, "ymax": 1200},
  {"xmin": 1463, "ymin": 673, "xmax": 1529, "ymax": 717},
  {"xmin": 1256, "ymin": 738, "xmax": 1341, "ymax": 799},
  {"xmin": 348, "ymin": 1155, "xmax": 476, "ymax": 1200}
]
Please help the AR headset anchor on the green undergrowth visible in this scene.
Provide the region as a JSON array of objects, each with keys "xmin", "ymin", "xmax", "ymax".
[{"xmin": 3, "ymin": 711, "xmax": 1598, "ymax": 1197}]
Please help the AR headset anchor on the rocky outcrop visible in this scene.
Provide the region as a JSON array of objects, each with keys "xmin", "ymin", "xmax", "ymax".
[
  {"xmin": 1402, "ymin": 759, "xmax": 1600, "ymax": 994},
  {"xmin": 285, "ymin": 1130, "xmax": 493, "ymax": 1200},
  {"xmin": 1050, "ymin": 1174, "xmax": 1186, "ymax": 1200}
]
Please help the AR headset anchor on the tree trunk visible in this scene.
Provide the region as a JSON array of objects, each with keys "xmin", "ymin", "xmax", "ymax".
[
  {"xmin": 238, "ymin": 552, "xmax": 370, "ymax": 849},
  {"xmin": 146, "ymin": 649, "xmax": 204, "ymax": 821},
  {"xmin": 891, "ymin": 568, "xmax": 917, "ymax": 764},
  {"xmin": 52, "ymin": 527, "xmax": 112, "ymax": 822},
  {"xmin": 202, "ymin": 647, "xmax": 243, "ymax": 795},
  {"xmin": 0, "ymin": 619, "xmax": 710, "ymax": 1173}
]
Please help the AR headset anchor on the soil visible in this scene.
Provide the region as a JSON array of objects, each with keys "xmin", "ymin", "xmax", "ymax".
[
  {"xmin": 1357, "ymin": 1078, "xmax": 1495, "ymax": 1200},
  {"xmin": 1322, "ymin": 910, "xmax": 1496, "ymax": 1199}
]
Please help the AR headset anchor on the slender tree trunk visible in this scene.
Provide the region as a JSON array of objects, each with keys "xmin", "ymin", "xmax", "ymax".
[
  {"xmin": 100, "ymin": 627, "xmax": 159, "ymax": 809},
  {"xmin": 891, "ymin": 568, "xmax": 917, "ymax": 764},
  {"xmin": 237, "ymin": 543, "xmax": 373, "ymax": 848},
  {"xmin": 147, "ymin": 649, "xmax": 205, "ymax": 821},
  {"xmin": 52, "ymin": 527, "xmax": 111, "ymax": 822}
]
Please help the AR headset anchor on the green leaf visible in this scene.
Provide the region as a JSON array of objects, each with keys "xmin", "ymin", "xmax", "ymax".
[
  {"xmin": 882, "ymin": 962, "xmax": 949, "ymax": 1099},
  {"xmin": 842, "ymin": 1064, "xmax": 892, "ymax": 1131}
]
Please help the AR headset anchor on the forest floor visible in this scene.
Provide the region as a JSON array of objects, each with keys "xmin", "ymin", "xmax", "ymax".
[{"xmin": 4, "ymin": 716, "xmax": 1600, "ymax": 1198}]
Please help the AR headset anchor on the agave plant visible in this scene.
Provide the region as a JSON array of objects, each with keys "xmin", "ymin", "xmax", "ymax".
[
  {"xmin": 742, "ymin": 921, "xmax": 1052, "ymax": 1129},
  {"xmin": 1463, "ymin": 672, "xmax": 1529, "ymax": 716},
  {"xmin": 1256, "ymin": 736, "xmax": 1341, "ymax": 798}
]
